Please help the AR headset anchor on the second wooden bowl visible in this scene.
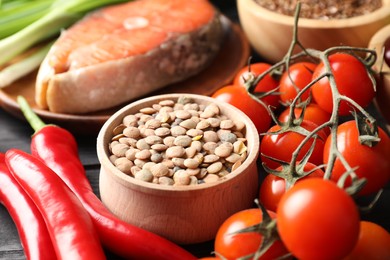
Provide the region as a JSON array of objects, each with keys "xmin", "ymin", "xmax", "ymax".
[
  {"xmin": 237, "ymin": 0, "xmax": 390, "ymax": 63},
  {"xmin": 369, "ymin": 24, "xmax": 390, "ymax": 131},
  {"xmin": 96, "ymin": 93, "xmax": 260, "ymax": 244}
]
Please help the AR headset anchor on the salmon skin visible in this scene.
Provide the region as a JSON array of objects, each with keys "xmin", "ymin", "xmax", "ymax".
[{"xmin": 36, "ymin": 0, "xmax": 224, "ymax": 114}]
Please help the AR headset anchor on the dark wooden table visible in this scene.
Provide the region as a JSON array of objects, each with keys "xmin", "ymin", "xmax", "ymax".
[{"xmin": 0, "ymin": 1, "xmax": 389, "ymax": 259}]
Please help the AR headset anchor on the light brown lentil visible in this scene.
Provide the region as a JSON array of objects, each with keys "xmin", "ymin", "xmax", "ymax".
[
  {"xmin": 173, "ymin": 170, "xmax": 191, "ymax": 185},
  {"xmin": 203, "ymin": 173, "xmax": 219, "ymax": 183},
  {"xmin": 150, "ymin": 163, "xmax": 169, "ymax": 177},
  {"xmin": 145, "ymin": 135, "xmax": 163, "ymax": 145},
  {"xmin": 111, "ymin": 143, "xmax": 129, "ymax": 157},
  {"xmin": 158, "ymin": 176, "xmax": 175, "ymax": 185},
  {"xmin": 135, "ymin": 169, "xmax": 154, "ymax": 182},
  {"xmin": 114, "ymin": 157, "xmax": 133, "ymax": 175},
  {"xmin": 135, "ymin": 149, "xmax": 151, "ymax": 160},
  {"xmin": 174, "ymin": 135, "xmax": 192, "ymax": 147},
  {"xmin": 185, "ymin": 147, "xmax": 197, "ymax": 158},
  {"xmin": 155, "ymin": 127, "xmax": 171, "ymax": 137}
]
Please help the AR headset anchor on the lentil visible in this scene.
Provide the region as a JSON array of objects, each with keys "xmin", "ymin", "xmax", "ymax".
[
  {"xmin": 135, "ymin": 169, "xmax": 154, "ymax": 182},
  {"xmin": 114, "ymin": 157, "xmax": 133, "ymax": 175},
  {"xmin": 255, "ymin": 0, "xmax": 382, "ymax": 20},
  {"xmin": 108, "ymin": 97, "xmax": 249, "ymax": 186},
  {"xmin": 158, "ymin": 176, "xmax": 174, "ymax": 185}
]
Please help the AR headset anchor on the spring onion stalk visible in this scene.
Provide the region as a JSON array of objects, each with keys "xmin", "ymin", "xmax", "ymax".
[
  {"xmin": 0, "ymin": 0, "xmax": 55, "ymax": 39},
  {"xmin": 0, "ymin": 0, "xmax": 131, "ymax": 66},
  {"xmin": 0, "ymin": 41, "xmax": 53, "ymax": 88}
]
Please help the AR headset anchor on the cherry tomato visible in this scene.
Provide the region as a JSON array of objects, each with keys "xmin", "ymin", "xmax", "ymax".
[
  {"xmin": 323, "ymin": 120, "xmax": 390, "ymax": 195},
  {"xmin": 278, "ymin": 103, "xmax": 331, "ymax": 134},
  {"xmin": 277, "ymin": 178, "xmax": 360, "ymax": 260},
  {"xmin": 233, "ymin": 63, "xmax": 280, "ymax": 108},
  {"xmin": 311, "ymin": 53, "xmax": 375, "ymax": 116},
  {"xmin": 214, "ymin": 208, "xmax": 289, "ymax": 260},
  {"xmin": 384, "ymin": 36, "xmax": 390, "ymax": 67},
  {"xmin": 260, "ymin": 120, "xmax": 328, "ymax": 170},
  {"xmin": 212, "ymin": 85, "xmax": 271, "ymax": 134},
  {"xmin": 344, "ymin": 221, "xmax": 390, "ymax": 260},
  {"xmin": 259, "ymin": 162, "xmax": 324, "ymax": 212},
  {"xmin": 279, "ymin": 62, "xmax": 317, "ymax": 104}
]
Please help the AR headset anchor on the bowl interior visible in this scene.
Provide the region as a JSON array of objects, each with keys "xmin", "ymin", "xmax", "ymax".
[
  {"xmin": 97, "ymin": 93, "xmax": 260, "ymax": 193},
  {"xmin": 243, "ymin": 0, "xmax": 390, "ymax": 28}
]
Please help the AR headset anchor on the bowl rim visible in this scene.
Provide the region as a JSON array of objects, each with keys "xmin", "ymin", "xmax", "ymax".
[
  {"xmin": 96, "ymin": 93, "xmax": 260, "ymax": 192},
  {"xmin": 239, "ymin": 0, "xmax": 390, "ymax": 28},
  {"xmin": 369, "ymin": 23, "xmax": 390, "ymax": 72}
]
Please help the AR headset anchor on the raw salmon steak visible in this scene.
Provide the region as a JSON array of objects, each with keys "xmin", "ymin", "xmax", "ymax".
[{"xmin": 36, "ymin": 0, "xmax": 224, "ymax": 114}]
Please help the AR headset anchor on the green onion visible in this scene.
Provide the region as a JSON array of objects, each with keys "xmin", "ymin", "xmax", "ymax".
[
  {"xmin": 0, "ymin": 0, "xmax": 131, "ymax": 86},
  {"xmin": 0, "ymin": 0, "xmax": 55, "ymax": 39},
  {"xmin": 0, "ymin": 41, "xmax": 53, "ymax": 88}
]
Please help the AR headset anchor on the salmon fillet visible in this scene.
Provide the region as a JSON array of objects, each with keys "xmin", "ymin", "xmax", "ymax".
[{"xmin": 36, "ymin": 0, "xmax": 223, "ymax": 114}]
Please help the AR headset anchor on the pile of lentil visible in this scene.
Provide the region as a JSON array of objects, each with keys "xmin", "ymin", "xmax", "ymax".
[
  {"xmin": 108, "ymin": 96, "xmax": 248, "ymax": 186},
  {"xmin": 255, "ymin": 0, "xmax": 382, "ymax": 20}
]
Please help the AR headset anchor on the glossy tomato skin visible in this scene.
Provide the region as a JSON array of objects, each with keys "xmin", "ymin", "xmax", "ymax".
[
  {"xmin": 279, "ymin": 62, "xmax": 317, "ymax": 104},
  {"xmin": 260, "ymin": 120, "xmax": 328, "ymax": 170},
  {"xmin": 212, "ymin": 85, "xmax": 271, "ymax": 134},
  {"xmin": 344, "ymin": 221, "xmax": 390, "ymax": 260},
  {"xmin": 311, "ymin": 53, "xmax": 375, "ymax": 116},
  {"xmin": 259, "ymin": 162, "xmax": 324, "ymax": 212},
  {"xmin": 277, "ymin": 178, "xmax": 360, "ymax": 260},
  {"xmin": 233, "ymin": 63, "xmax": 280, "ymax": 108},
  {"xmin": 278, "ymin": 103, "xmax": 331, "ymax": 127},
  {"xmin": 323, "ymin": 120, "xmax": 390, "ymax": 195},
  {"xmin": 214, "ymin": 208, "xmax": 289, "ymax": 260}
]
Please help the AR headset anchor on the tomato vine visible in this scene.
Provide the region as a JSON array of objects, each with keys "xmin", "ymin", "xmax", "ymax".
[
  {"xmin": 218, "ymin": 2, "xmax": 390, "ymax": 259},
  {"xmin": 247, "ymin": 3, "xmax": 385, "ymax": 196}
]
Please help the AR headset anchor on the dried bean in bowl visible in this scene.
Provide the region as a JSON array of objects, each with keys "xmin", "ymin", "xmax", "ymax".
[{"xmin": 108, "ymin": 96, "xmax": 249, "ymax": 186}]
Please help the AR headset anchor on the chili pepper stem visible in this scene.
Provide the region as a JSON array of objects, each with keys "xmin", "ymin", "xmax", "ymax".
[{"xmin": 17, "ymin": 95, "xmax": 46, "ymax": 132}]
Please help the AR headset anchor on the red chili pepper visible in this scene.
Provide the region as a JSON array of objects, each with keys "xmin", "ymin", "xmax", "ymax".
[
  {"xmin": 5, "ymin": 149, "xmax": 106, "ymax": 260},
  {"xmin": 0, "ymin": 153, "xmax": 56, "ymax": 260},
  {"xmin": 17, "ymin": 96, "xmax": 197, "ymax": 260}
]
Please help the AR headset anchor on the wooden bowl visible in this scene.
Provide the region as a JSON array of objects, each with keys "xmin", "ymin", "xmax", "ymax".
[
  {"xmin": 96, "ymin": 93, "xmax": 260, "ymax": 244},
  {"xmin": 237, "ymin": 0, "xmax": 390, "ymax": 63},
  {"xmin": 369, "ymin": 24, "xmax": 390, "ymax": 131}
]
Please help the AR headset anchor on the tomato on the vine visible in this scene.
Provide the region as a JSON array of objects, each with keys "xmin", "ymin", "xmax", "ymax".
[
  {"xmin": 279, "ymin": 62, "xmax": 317, "ymax": 104},
  {"xmin": 259, "ymin": 162, "xmax": 324, "ymax": 212},
  {"xmin": 344, "ymin": 221, "xmax": 390, "ymax": 260},
  {"xmin": 311, "ymin": 53, "xmax": 375, "ymax": 116},
  {"xmin": 277, "ymin": 178, "xmax": 360, "ymax": 260},
  {"xmin": 278, "ymin": 103, "xmax": 331, "ymax": 134},
  {"xmin": 323, "ymin": 120, "xmax": 390, "ymax": 195},
  {"xmin": 260, "ymin": 120, "xmax": 328, "ymax": 170},
  {"xmin": 212, "ymin": 85, "xmax": 272, "ymax": 134},
  {"xmin": 214, "ymin": 208, "xmax": 289, "ymax": 260},
  {"xmin": 233, "ymin": 62, "xmax": 280, "ymax": 108}
]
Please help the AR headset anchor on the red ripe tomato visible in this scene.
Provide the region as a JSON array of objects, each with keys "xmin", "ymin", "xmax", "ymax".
[
  {"xmin": 278, "ymin": 103, "xmax": 331, "ymax": 134},
  {"xmin": 212, "ymin": 85, "xmax": 272, "ymax": 134},
  {"xmin": 311, "ymin": 53, "xmax": 375, "ymax": 116},
  {"xmin": 214, "ymin": 208, "xmax": 289, "ymax": 260},
  {"xmin": 233, "ymin": 62, "xmax": 280, "ymax": 108},
  {"xmin": 279, "ymin": 62, "xmax": 317, "ymax": 104},
  {"xmin": 344, "ymin": 221, "xmax": 390, "ymax": 260},
  {"xmin": 323, "ymin": 120, "xmax": 390, "ymax": 195},
  {"xmin": 259, "ymin": 162, "xmax": 324, "ymax": 212},
  {"xmin": 277, "ymin": 178, "xmax": 360, "ymax": 260},
  {"xmin": 260, "ymin": 120, "xmax": 328, "ymax": 170}
]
